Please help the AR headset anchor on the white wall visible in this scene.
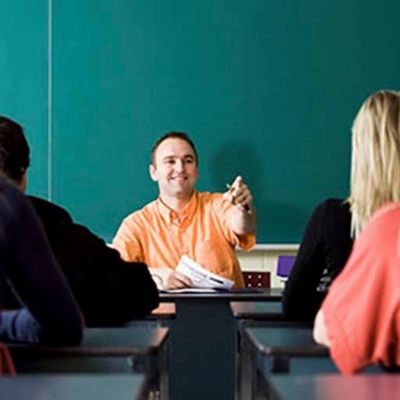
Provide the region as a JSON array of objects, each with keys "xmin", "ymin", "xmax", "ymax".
[{"xmin": 236, "ymin": 244, "xmax": 298, "ymax": 288}]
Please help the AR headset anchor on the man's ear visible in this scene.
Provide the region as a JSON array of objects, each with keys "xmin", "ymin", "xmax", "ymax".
[
  {"xmin": 149, "ymin": 163, "xmax": 158, "ymax": 182},
  {"xmin": 19, "ymin": 169, "xmax": 28, "ymax": 192}
]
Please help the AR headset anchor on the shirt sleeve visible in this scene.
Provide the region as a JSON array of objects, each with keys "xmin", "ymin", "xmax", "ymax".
[
  {"xmin": 210, "ymin": 193, "xmax": 255, "ymax": 251},
  {"xmin": 112, "ymin": 216, "xmax": 144, "ymax": 262},
  {"xmin": 321, "ymin": 204, "xmax": 400, "ymax": 374}
]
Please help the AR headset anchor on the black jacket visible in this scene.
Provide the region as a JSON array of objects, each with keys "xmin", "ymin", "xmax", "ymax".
[
  {"xmin": 282, "ymin": 199, "xmax": 353, "ymax": 322},
  {"xmin": 1, "ymin": 196, "xmax": 159, "ymax": 327}
]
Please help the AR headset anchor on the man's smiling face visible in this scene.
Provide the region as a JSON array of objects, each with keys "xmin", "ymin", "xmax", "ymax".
[{"xmin": 150, "ymin": 137, "xmax": 199, "ymax": 200}]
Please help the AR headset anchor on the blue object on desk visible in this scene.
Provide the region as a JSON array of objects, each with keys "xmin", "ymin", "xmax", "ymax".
[{"xmin": 277, "ymin": 255, "xmax": 296, "ymax": 279}]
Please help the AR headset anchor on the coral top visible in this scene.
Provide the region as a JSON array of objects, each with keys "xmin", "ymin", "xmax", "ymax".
[{"xmin": 322, "ymin": 203, "xmax": 400, "ymax": 374}]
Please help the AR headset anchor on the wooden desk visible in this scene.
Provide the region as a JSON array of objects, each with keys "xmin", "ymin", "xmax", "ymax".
[
  {"xmin": 8, "ymin": 327, "xmax": 169, "ymax": 398},
  {"xmin": 151, "ymin": 302, "xmax": 176, "ymax": 318},
  {"xmin": 0, "ymin": 374, "xmax": 146, "ymax": 400},
  {"xmin": 160, "ymin": 288, "xmax": 282, "ymax": 400},
  {"xmin": 269, "ymin": 374, "xmax": 400, "ymax": 400}
]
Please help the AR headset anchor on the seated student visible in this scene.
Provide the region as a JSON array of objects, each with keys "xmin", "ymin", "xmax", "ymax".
[
  {"xmin": 0, "ymin": 116, "xmax": 159, "ymax": 326},
  {"xmin": 112, "ymin": 132, "xmax": 256, "ymax": 290},
  {"xmin": 314, "ymin": 90, "xmax": 400, "ymax": 374},
  {"xmin": 282, "ymin": 199, "xmax": 353, "ymax": 322},
  {"xmin": 0, "ymin": 175, "xmax": 82, "ymax": 345}
]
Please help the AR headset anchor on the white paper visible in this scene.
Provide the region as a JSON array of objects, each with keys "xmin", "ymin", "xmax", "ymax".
[{"xmin": 176, "ymin": 255, "xmax": 234, "ymax": 289}]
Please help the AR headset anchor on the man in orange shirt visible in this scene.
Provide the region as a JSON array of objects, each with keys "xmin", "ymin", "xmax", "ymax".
[{"xmin": 112, "ymin": 132, "xmax": 256, "ymax": 289}]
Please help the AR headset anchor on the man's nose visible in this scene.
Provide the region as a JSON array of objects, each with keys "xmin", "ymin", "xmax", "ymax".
[{"xmin": 175, "ymin": 160, "xmax": 185, "ymax": 171}]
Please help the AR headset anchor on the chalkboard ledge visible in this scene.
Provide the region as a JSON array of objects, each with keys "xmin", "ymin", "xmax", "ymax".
[{"xmin": 240, "ymin": 244, "xmax": 299, "ymax": 251}]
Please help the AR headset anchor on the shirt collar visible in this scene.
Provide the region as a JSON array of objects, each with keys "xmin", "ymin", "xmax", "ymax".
[{"xmin": 157, "ymin": 192, "xmax": 198, "ymax": 223}]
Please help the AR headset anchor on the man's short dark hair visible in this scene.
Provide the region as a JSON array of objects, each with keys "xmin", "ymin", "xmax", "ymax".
[
  {"xmin": 0, "ymin": 116, "xmax": 30, "ymax": 182},
  {"xmin": 151, "ymin": 132, "xmax": 198, "ymax": 165}
]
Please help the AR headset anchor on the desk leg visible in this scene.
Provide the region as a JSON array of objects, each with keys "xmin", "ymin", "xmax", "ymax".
[
  {"xmin": 237, "ymin": 321, "xmax": 254, "ymax": 400},
  {"xmin": 158, "ymin": 337, "xmax": 169, "ymax": 400},
  {"xmin": 129, "ymin": 339, "xmax": 169, "ymax": 400},
  {"xmin": 169, "ymin": 300, "xmax": 236, "ymax": 400}
]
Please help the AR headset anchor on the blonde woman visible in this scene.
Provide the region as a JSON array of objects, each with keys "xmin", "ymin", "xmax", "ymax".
[{"xmin": 314, "ymin": 90, "xmax": 400, "ymax": 374}]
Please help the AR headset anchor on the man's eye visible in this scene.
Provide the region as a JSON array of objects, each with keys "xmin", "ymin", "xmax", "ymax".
[{"xmin": 185, "ymin": 158, "xmax": 194, "ymax": 164}]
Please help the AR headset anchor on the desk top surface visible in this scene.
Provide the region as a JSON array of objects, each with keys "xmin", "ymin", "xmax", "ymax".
[
  {"xmin": 160, "ymin": 288, "xmax": 282, "ymax": 301},
  {"xmin": 0, "ymin": 374, "xmax": 145, "ymax": 400},
  {"xmin": 270, "ymin": 374, "xmax": 400, "ymax": 400},
  {"xmin": 8, "ymin": 326, "xmax": 169, "ymax": 356},
  {"xmin": 150, "ymin": 302, "xmax": 176, "ymax": 318},
  {"xmin": 246, "ymin": 326, "xmax": 328, "ymax": 357}
]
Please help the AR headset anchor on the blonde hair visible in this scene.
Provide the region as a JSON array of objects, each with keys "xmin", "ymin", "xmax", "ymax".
[{"xmin": 349, "ymin": 90, "xmax": 400, "ymax": 237}]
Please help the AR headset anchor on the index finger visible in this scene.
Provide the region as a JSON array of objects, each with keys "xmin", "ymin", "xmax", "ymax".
[{"xmin": 230, "ymin": 175, "xmax": 243, "ymax": 189}]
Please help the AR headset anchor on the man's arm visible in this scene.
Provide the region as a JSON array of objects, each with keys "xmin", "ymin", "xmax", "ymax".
[{"xmin": 224, "ymin": 176, "xmax": 256, "ymax": 235}]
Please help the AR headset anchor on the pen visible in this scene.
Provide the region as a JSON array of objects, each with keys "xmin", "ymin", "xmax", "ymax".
[{"xmin": 226, "ymin": 183, "xmax": 251, "ymax": 212}]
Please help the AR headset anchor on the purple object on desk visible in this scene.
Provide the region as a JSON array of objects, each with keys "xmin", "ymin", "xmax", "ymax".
[{"xmin": 277, "ymin": 255, "xmax": 296, "ymax": 278}]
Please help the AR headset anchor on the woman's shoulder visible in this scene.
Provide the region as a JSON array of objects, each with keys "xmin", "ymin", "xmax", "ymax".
[
  {"xmin": 318, "ymin": 198, "xmax": 349, "ymax": 211},
  {"xmin": 365, "ymin": 202, "xmax": 400, "ymax": 234},
  {"xmin": 311, "ymin": 198, "xmax": 350, "ymax": 220},
  {"xmin": 313, "ymin": 198, "xmax": 350, "ymax": 222}
]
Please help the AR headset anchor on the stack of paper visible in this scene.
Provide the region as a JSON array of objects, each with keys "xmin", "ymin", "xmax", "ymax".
[{"xmin": 176, "ymin": 255, "xmax": 234, "ymax": 290}]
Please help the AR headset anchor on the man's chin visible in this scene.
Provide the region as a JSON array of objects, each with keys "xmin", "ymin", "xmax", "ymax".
[{"xmin": 170, "ymin": 187, "xmax": 194, "ymax": 197}]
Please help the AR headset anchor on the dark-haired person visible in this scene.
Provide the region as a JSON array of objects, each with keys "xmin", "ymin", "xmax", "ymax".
[
  {"xmin": 112, "ymin": 132, "xmax": 257, "ymax": 290},
  {"xmin": 0, "ymin": 116, "xmax": 159, "ymax": 326},
  {"xmin": 0, "ymin": 175, "xmax": 82, "ymax": 345}
]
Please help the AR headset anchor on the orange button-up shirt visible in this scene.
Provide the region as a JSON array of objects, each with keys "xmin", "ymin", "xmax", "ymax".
[{"xmin": 112, "ymin": 192, "xmax": 255, "ymax": 287}]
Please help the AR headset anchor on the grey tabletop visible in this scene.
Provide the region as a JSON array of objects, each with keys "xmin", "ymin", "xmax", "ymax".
[
  {"xmin": 0, "ymin": 374, "xmax": 146, "ymax": 400},
  {"xmin": 246, "ymin": 326, "xmax": 328, "ymax": 357},
  {"xmin": 8, "ymin": 327, "xmax": 169, "ymax": 357},
  {"xmin": 269, "ymin": 374, "xmax": 400, "ymax": 400}
]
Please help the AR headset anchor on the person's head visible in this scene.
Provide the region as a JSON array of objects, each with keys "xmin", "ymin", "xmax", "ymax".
[
  {"xmin": 149, "ymin": 132, "xmax": 199, "ymax": 202},
  {"xmin": 0, "ymin": 116, "xmax": 30, "ymax": 190},
  {"xmin": 349, "ymin": 90, "xmax": 400, "ymax": 237}
]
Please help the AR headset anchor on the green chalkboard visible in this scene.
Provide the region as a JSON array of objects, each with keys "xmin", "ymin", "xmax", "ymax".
[
  {"xmin": 2, "ymin": 0, "xmax": 400, "ymax": 243},
  {"xmin": 0, "ymin": 1, "xmax": 48, "ymax": 196}
]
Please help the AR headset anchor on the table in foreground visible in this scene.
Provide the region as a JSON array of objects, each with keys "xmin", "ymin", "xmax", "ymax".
[
  {"xmin": 269, "ymin": 374, "xmax": 400, "ymax": 400},
  {"xmin": 0, "ymin": 374, "xmax": 146, "ymax": 400},
  {"xmin": 8, "ymin": 327, "xmax": 169, "ymax": 398},
  {"xmin": 230, "ymin": 301, "xmax": 284, "ymax": 321},
  {"xmin": 160, "ymin": 288, "xmax": 282, "ymax": 400},
  {"xmin": 231, "ymin": 302, "xmax": 311, "ymax": 400},
  {"xmin": 245, "ymin": 326, "xmax": 331, "ymax": 399}
]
